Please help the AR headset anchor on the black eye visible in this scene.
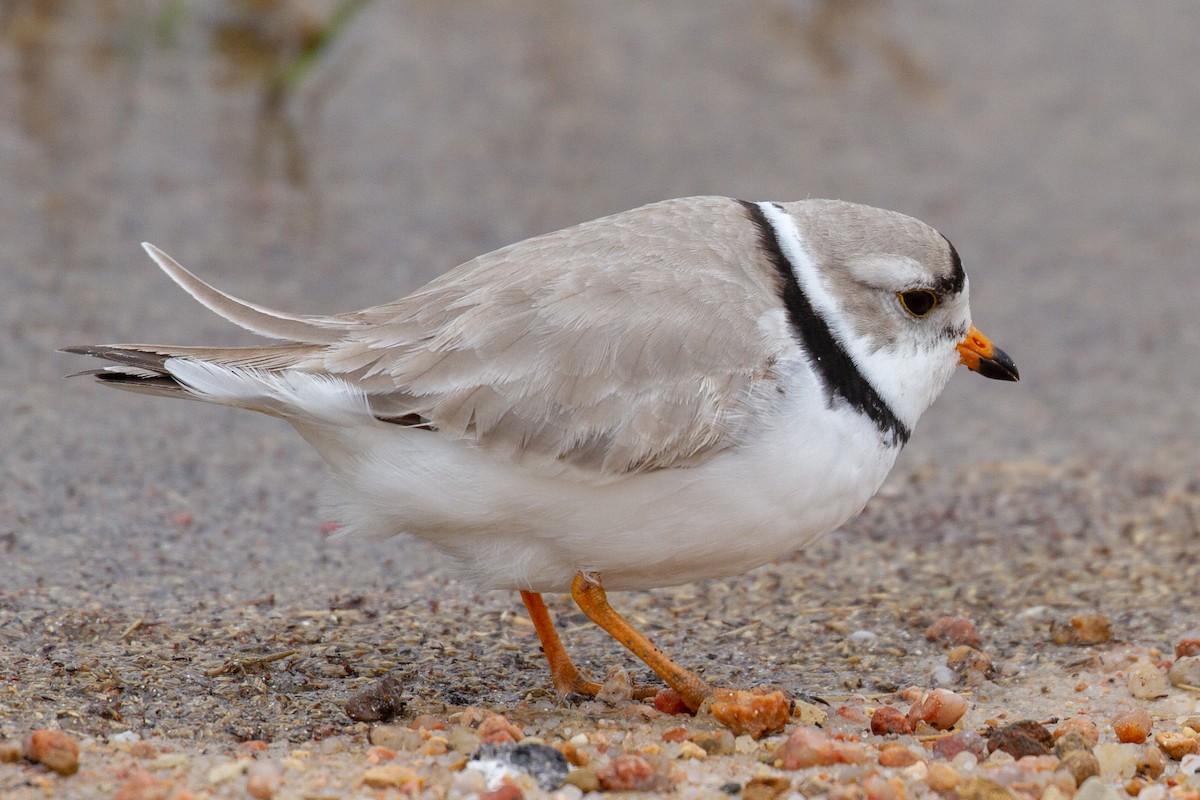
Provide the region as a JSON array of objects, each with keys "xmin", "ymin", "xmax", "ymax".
[{"xmin": 898, "ymin": 290, "xmax": 938, "ymax": 317}]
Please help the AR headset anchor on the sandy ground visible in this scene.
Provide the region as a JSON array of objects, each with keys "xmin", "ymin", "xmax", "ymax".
[{"xmin": 2, "ymin": 2, "xmax": 1199, "ymax": 797}]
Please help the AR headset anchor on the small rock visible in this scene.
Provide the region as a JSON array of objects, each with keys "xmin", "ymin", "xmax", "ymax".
[
  {"xmin": 743, "ymin": 775, "xmax": 792, "ymax": 800},
  {"xmin": 793, "ymin": 698, "xmax": 830, "ymax": 726},
  {"xmin": 1094, "ymin": 743, "xmax": 1141, "ymax": 779},
  {"xmin": 1168, "ymin": 656, "xmax": 1200, "ymax": 688},
  {"xmin": 0, "ymin": 740, "xmax": 23, "ymax": 763},
  {"xmin": 906, "ymin": 688, "xmax": 968, "ymax": 730},
  {"xmin": 878, "ymin": 742, "xmax": 922, "ymax": 767},
  {"xmin": 1126, "ymin": 661, "xmax": 1169, "ymax": 700},
  {"xmin": 653, "ymin": 688, "xmax": 690, "ymax": 715},
  {"xmin": 369, "ymin": 725, "xmax": 422, "ymax": 750},
  {"xmin": 477, "ymin": 712, "xmax": 524, "ymax": 743},
  {"xmin": 564, "ymin": 767, "xmax": 600, "ymax": 793},
  {"xmin": 987, "ymin": 720, "xmax": 1055, "ymax": 758},
  {"xmin": 870, "ymin": 706, "xmax": 913, "ymax": 736},
  {"xmin": 926, "ymin": 616, "xmax": 982, "ymax": 649},
  {"xmin": 595, "ymin": 666, "xmax": 633, "ymax": 703},
  {"xmin": 774, "ymin": 725, "xmax": 867, "ymax": 769},
  {"xmin": 206, "ymin": 760, "xmax": 250, "ymax": 785},
  {"xmin": 23, "ymin": 729, "xmax": 80, "ymax": 776},
  {"xmin": 946, "ymin": 646, "xmax": 997, "ymax": 682},
  {"xmin": 469, "ymin": 742, "xmax": 569, "ymax": 791},
  {"xmin": 448, "ymin": 726, "xmax": 483, "ymax": 753},
  {"xmin": 931, "ymin": 729, "xmax": 987, "ymax": 760},
  {"xmin": 1154, "ymin": 731, "xmax": 1200, "ymax": 760},
  {"xmin": 1075, "ymin": 775, "xmax": 1124, "ymax": 800},
  {"xmin": 691, "ymin": 729, "xmax": 735, "ymax": 755},
  {"xmin": 595, "ymin": 754, "xmax": 670, "ymax": 792},
  {"xmin": 146, "ymin": 752, "xmax": 190, "ymax": 770},
  {"xmin": 1050, "ymin": 612, "xmax": 1112, "ymax": 645},
  {"xmin": 246, "ymin": 760, "xmax": 283, "ymax": 799},
  {"xmin": 677, "ymin": 741, "xmax": 707, "ymax": 760},
  {"xmin": 1176, "ymin": 633, "xmax": 1200, "ymax": 658},
  {"xmin": 1056, "ymin": 732, "xmax": 1095, "ymax": 757},
  {"xmin": 344, "ymin": 675, "xmax": 406, "ymax": 723},
  {"xmin": 1059, "ymin": 749, "xmax": 1102, "ymax": 785},
  {"xmin": 1113, "ymin": 708, "xmax": 1154, "ymax": 743},
  {"xmin": 1136, "ymin": 744, "xmax": 1167, "ymax": 779},
  {"xmin": 361, "ymin": 764, "xmax": 423, "ymax": 791},
  {"xmin": 480, "ymin": 777, "xmax": 526, "ymax": 800},
  {"xmin": 1054, "ymin": 717, "xmax": 1101, "ymax": 745},
  {"xmin": 925, "ymin": 762, "xmax": 961, "ymax": 792},
  {"xmin": 113, "ymin": 768, "xmax": 173, "ymax": 800},
  {"xmin": 709, "ymin": 688, "xmax": 790, "ymax": 739},
  {"xmin": 955, "ymin": 776, "xmax": 1016, "ymax": 800}
]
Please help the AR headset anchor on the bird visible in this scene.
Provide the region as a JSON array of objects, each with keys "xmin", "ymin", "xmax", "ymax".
[{"xmin": 65, "ymin": 196, "xmax": 1018, "ymax": 716}]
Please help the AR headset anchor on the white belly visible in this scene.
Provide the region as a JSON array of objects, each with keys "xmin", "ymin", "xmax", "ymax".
[{"xmin": 304, "ymin": 386, "xmax": 901, "ymax": 593}]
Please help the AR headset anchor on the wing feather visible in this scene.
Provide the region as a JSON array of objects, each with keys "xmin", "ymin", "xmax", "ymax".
[{"xmin": 323, "ymin": 197, "xmax": 791, "ymax": 476}]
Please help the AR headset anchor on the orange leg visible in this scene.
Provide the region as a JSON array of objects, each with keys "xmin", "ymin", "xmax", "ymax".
[
  {"xmin": 519, "ymin": 590, "xmax": 602, "ymax": 697},
  {"xmin": 570, "ymin": 572, "xmax": 713, "ymax": 712}
]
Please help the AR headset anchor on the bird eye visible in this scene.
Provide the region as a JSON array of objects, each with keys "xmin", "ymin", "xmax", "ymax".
[{"xmin": 897, "ymin": 290, "xmax": 938, "ymax": 317}]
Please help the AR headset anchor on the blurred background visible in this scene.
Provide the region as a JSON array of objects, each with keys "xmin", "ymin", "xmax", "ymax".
[{"xmin": 1, "ymin": 0, "xmax": 1197, "ymax": 733}]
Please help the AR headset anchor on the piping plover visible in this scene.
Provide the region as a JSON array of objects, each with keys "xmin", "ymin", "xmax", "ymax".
[{"xmin": 66, "ymin": 196, "xmax": 1018, "ymax": 714}]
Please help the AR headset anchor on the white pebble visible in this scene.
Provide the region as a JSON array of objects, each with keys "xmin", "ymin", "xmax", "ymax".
[
  {"xmin": 1075, "ymin": 776, "xmax": 1124, "ymax": 800},
  {"xmin": 1127, "ymin": 661, "xmax": 1170, "ymax": 699},
  {"xmin": 931, "ymin": 664, "xmax": 956, "ymax": 685},
  {"xmin": 849, "ymin": 629, "xmax": 878, "ymax": 644},
  {"xmin": 951, "ymin": 751, "xmax": 978, "ymax": 772}
]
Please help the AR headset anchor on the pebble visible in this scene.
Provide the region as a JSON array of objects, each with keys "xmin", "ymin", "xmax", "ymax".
[
  {"xmin": 773, "ymin": 725, "xmax": 868, "ymax": 769},
  {"xmin": 955, "ymin": 776, "xmax": 1016, "ymax": 800},
  {"xmin": 932, "ymin": 730, "xmax": 987, "ymax": 760},
  {"xmin": 871, "ymin": 706, "xmax": 914, "ymax": 736},
  {"xmin": 1137, "ymin": 744, "xmax": 1167, "ymax": 779},
  {"xmin": 1176, "ymin": 633, "xmax": 1200, "ymax": 658},
  {"xmin": 946, "ymin": 645, "xmax": 997, "ymax": 681},
  {"xmin": 926, "ymin": 762, "xmax": 962, "ymax": 792},
  {"xmin": 595, "ymin": 754, "xmax": 670, "ymax": 792},
  {"xmin": 742, "ymin": 775, "xmax": 792, "ymax": 800},
  {"xmin": 147, "ymin": 752, "xmax": 190, "ymax": 770},
  {"xmin": 1075, "ymin": 775, "xmax": 1124, "ymax": 800},
  {"xmin": 1059, "ymin": 749, "xmax": 1102, "ymax": 785},
  {"xmin": 469, "ymin": 742, "xmax": 570, "ymax": 791},
  {"xmin": 206, "ymin": 759, "xmax": 250, "ymax": 784},
  {"xmin": 1051, "ymin": 612, "xmax": 1113, "ymax": 645},
  {"xmin": 987, "ymin": 720, "xmax": 1055, "ymax": 758},
  {"xmin": 1094, "ymin": 743, "xmax": 1141, "ymax": 779},
  {"xmin": 907, "ymin": 688, "xmax": 969, "ymax": 730},
  {"xmin": 477, "ymin": 712, "xmax": 525, "ymax": 743},
  {"xmin": 369, "ymin": 725, "xmax": 423, "ymax": 751},
  {"xmin": 344, "ymin": 675, "xmax": 407, "ymax": 723},
  {"xmin": 246, "ymin": 760, "xmax": 283, "ymax": 799},
  {"xmin": 1154, "ymin": 731, "xmax": 1200, "ymax": 760},
  {"xmin": 1113, "ymin": 708, "xmax": 1154, "ymax": 743},
  {"xmin": 678, "ymin": 741, "xmax": 707, "ymax": 760},
  {"xmin": 709, "ymin": 688, "xmax": 790, "ymax": 739},
  {"xmin": 564, "ymin": 767, "xmax": 600, "ymax": 793},
  {"xmin": 361, "ymin": 764, "xmax": 423, "ymax": 791},
  {"xmin": 113, "ymin": 768, "xmax": 174, "ymax": 800},
  {"xmin": 1127, "ymin": 661, "xmax": 1170, "ymax": 700},
  {"xmin": 877, "ymin": 742, "xmax": 922, "ymax": 767},
  {"xmin": 23, "ymin": 729, "xmax": 80, "ymax": 776},
  {"xmin": 1055, "ymin": 718, "xmax": 1102, "ymax": 746},
  {"xmin": 1169, "ymin": 656, "xmax": 1200, "ymax": 688},
  {"xmin": 926, "ymin": 615, "xmax": 982, "ymax": 649},
  {"xmin": 0, "ymin": 740, "xmax": 23, "ymax": 763},
  {"xmin": 692, "ymin": 729, "xmax": 736, "ymax": 755}
]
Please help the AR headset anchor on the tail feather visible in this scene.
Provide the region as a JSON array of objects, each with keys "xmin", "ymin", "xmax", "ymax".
[
  {"xmin": 140, "ymin": 243, "xmax": 351, "ymax": 344},
  {"xmin": 61, "ymin": 342, "xmax": 325, "ymax": 401}
]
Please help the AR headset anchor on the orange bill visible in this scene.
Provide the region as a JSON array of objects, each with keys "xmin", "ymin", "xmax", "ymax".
[{"xmin": 957, "ymin": 325, "xmax": 1019, "ymax": 381}]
